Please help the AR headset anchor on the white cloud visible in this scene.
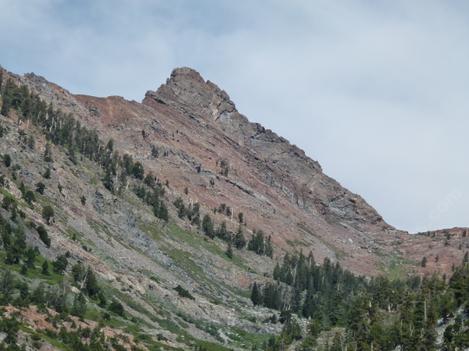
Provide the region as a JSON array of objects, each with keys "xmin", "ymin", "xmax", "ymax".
[{"xmin": 1, "ymin": 0, "xmax": 469, "ymax": 232}]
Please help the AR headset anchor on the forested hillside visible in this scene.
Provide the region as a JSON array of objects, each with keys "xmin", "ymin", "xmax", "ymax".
[
  {"xmin": 0, "ymin": 67, "xmax": 467, "ymax": 350},
  {"xmin": 252, "ymin": 253, "xmax": 469, "ymax": 350}
]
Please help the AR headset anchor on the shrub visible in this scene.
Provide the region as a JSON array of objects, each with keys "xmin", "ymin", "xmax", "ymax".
[
  {"xmin": 41, "ymin": 261, "xmax": 49, "ymax": 275},
  {"xmin": 132, "ymin": 161, "xmax": 144, "ymax": 180},
  {"xmin": 42, "ymin": 168, "xmax": 51, "ymax": 179},
  {"xmin": 36, "ymin": 182, "xmax": 45, "ymax": 194},
  {"xmin": 1, "ymin": 193, "xmax": 15, "ymax": 211},
  {"xmin": 108, "ymin": 300, "xmax": 125, "ymax": 316},
  {"xmin": 72, "ymin": 293, "xmax": 87, "ymax": 318},
  {"xmin": 37, "ymin": 224, "xmax": 51, "ymax": 247},
  {"xmin": 53, "ymin": 254, "xmax": 68, "ymax": 274},
  {"xmin": 174, "ymin": 285, "xmax": 194, "ymax": 300},
  {"xmin": 42, "ymin": 205, "xmax": 54, "ymax": 225},
  {"xmin": 2, "ymin": 154, "xmax": 11, "ymax": 167},
  {"xmin": 24, "ymin": 190, "xmax": 36, "ymax": 205}
]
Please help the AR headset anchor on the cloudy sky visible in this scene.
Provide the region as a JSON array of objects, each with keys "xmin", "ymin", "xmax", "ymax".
[{"xmin": 1, "ymin": 0, "xmax": 469, "ymax": 232}]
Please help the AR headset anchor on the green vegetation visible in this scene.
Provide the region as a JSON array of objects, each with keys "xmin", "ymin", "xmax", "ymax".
[
  {"xmin": 252, "ymin": 252, "xmax": 469, "ymax": 350},
  {"xmin": 0, "ymin": 78, "xmax": 170, "ymax": 223},
  {"xmin": 174, "ymin": 285, "xmax": 194, "ymax": 300},
  {"xmin": 247, "ymin": 230, "xmax": 273, "ymax": 257},
  {"xmin": 42, "ymin": 205, "xmax": 55, "ymax": 225},
  {"xmin": 36, "ymin": 224, "xmax": 51, "ymax": 247},
  {"xmin": 1, "ymin": 70, "xmax": 468, "ymax": 351}
]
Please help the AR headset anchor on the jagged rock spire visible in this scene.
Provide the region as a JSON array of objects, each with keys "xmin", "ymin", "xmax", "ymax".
[{"xmin": 143, "ymin": 67, "xmax": 237, "ymax": 121}]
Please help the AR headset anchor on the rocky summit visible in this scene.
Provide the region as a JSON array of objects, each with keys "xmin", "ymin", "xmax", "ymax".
[{"xmin": 0, "ymin": 66, "xmax": 467, "ymax": 350}]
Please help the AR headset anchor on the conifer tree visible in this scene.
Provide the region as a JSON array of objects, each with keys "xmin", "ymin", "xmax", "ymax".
[
  {"xmin": 43, "ymin": 143, "xmax": 53, "ymax": 162},
  {"xmin": 202, "ymin": 214, "xmax": 214, "ymax": 238},
  {"xmin": 53, "ymin": 254, "xmax": 68, "ymax": 274},
  {"xmin": 42, "ymin": 205, "xmax": 54, "ymax": 225},
  {"xmin": 41, "ymin": 260, "xmax": 49, "ymax": 275},
  {"xmin": 251, "ymin": 282, "xmax": 262, "ymax": 306},
  {"xmin": 233, "ymin": 227, "xmax": 246, "ymax": 249},
  {"xmin": 225, "ymin": 243, "xmax": 233, "ymax": 259},
  {"xmin": 132, "ymin": 161, "xmax": 144, "ymax": 180},
  {"xmin": 84, "ymin": 267, "xmax": 100, "ymax": 297},
  {"xmin": 72, "ymin": 292, "xmax": 87, "ymax": 318},
  {"xmin": 37, "ymin": 224, "xmax": 51, "ymax": 247}
]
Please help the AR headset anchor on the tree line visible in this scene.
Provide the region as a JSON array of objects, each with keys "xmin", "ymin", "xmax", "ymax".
[{"xmin": 252, "ymin": 252, "xmax": 469, "ymax": 350}]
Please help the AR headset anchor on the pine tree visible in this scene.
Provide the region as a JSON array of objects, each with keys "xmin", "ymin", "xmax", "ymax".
[
  {"xmin": 251, "ymin": 282, "xmax": 262, "ymax": 306},
  {"xmin": 248, "ymin": 230, "xmax": 266, "ymax": 255},
  {"xmin": 174, "ymin": 197, "xmax": 186, "ymax": 218},
  {"xmin": 2, "ymin": 154, "xmax": 11, "ymax": 167},
  {"xmin": 42, "ymin": 205, "xmax": 54, "ymax": 225},
  {"xmin": 216, "ymin": 221, "xmax": 228, "ymax": 240},
  {"xmin": 234, "ymin": 227, "xmax": 246, "ymax": 249},
  {"xmin": 31, "ymin": 283, "xmax": 45, "ymax": 305},
  {"xmin": 265, "ymin": 235, "xmax": 274, "ymax": 258},
  {"xmin": 329, "ymin": 333, "xmax": 342, "ymax": 351},
  {"xmin": 109, "ymin": 300, "xmax": 125, "ymax": 316},
  {"xmin": 154, "ymin": 202, "xmax": 169, "ymax": 221},
  {"xmin": 37, "ymin": 224, "xmax": 51, "ymax": 247},
  {"xmin": 273, "ymin": 263, "xmax": 281, "ymax": 281},
  {"xmin": 36, "ymin": 182, "xmax": 46, "ymax": 195},
  {"xmin": 202, "ymin": 214, "xmax": 214, "ymax": 238},
  {"xmin": 41, "ymin": 260, "xmax": 49, "ymax": 275},
  {"xmin": 84, "ymin": 267, "xmax": 100, "ymax": 297},
  {"xmin": 52, "ymin": 254, "xmax": 68, "ymax": 274},
  {"xmin": 102, "ymin": 168, "xmax": 114, "ymax": 192},
  {"xmin": 72, "ymin": 262, "xmax": 86, "ymax": 285},
  {"xmin": 0, "ymin": 270, "xmax": 15, "ymax": 302},
  {"xmin": 72, "ymin": 292, "xmax": 87, "ymax": 318},
  {"xmin": 24, "ymin": 190, "xmax": 35, "ymax": 205},
  {"xmin": 132, "ymin": 161, "xmax": 144, "ymax": 180},
  {"xmin": 291, "ymin": 286, "xmax": 302, "ymax": 314},
  {"xmin": 282, "ymin": 317, "xmax": 302, "ymax": 342},
  {"xmin": 144, "ymin": 173, "xmax": 156, "ymax": 188},
  {"xmin": 225, "ymin": 243, "xmax": 233, "ymax": 259},
  {"xmin": 25, "ymin": 248, "xmax": 37, "ymax": 268},
  {"xmin": 43, "ymin": 143, "xmax": 53, "ymax": 162}
]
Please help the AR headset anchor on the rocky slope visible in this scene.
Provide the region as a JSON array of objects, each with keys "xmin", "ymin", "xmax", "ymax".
[
  {"xmin": 0, "ymin": 65, "xmax": 467, "ymax": 350},
  {"xmin": 19, "ymin": 66, "xmax": 468, "ymax": 275}
]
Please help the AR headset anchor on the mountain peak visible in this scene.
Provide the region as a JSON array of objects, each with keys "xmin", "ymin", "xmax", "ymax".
[
  {"xmin": 168, "ymin": 67, "xmax": 206, "ymax": 84},
  {"xmin": 143, "ymin": 67, "xmax": 237, "ymax": 121}
]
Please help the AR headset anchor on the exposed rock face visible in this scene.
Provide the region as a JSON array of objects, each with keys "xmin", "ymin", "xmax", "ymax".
[
  {"xmin": 2, "ymin": 64, "xmax": 468, "ymax": 349},
  {"xmin": 142, "ymin": 67, "xmax": 396, "ymax": 274},
  {"xmin": 11, "ymin": 66, "xmax": 467, "ymax": 276},
  {"xmin": 146, "ymin": 67, "xmax": 237, "ymax": 121},
  {"xmin": 145, "ymin": 67, "xmax": 388, "ymax": 235}
]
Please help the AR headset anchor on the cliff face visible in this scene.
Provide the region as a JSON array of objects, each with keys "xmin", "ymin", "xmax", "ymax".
[{"xmin": 8, "ymin": 67, "xmax": 467, "ymax": 276}]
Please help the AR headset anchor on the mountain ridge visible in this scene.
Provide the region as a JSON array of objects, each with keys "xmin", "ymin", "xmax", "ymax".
[
  {"xmin": 4, "ymin": 65, "xmax": 467, "ymax": 276},
  {"xmin": 0, "ymin": 64, "xmax": 468, "ymax": 350}
]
